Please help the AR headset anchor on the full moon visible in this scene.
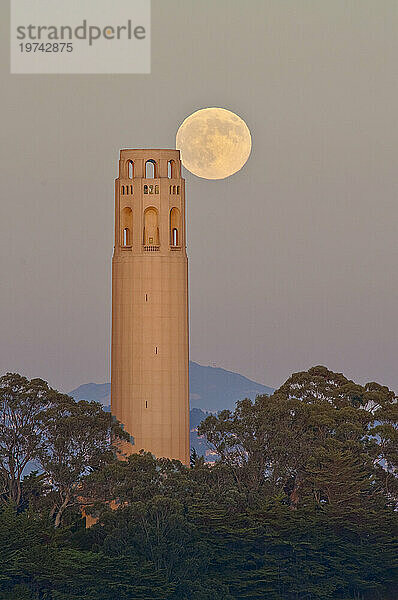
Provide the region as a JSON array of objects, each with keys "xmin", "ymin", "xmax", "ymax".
[{"xmin": 176, "ymin": 107, "xmax": 252, "ymax": 179}]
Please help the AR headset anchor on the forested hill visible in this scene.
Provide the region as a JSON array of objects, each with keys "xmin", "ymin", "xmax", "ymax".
[
  {"xmin": 1, "ymin": 366, "xmax": 396, "ymax": 598},
  {"xmin": 69, "ymin": 361, "xmax": 273, "ymax": 412}
]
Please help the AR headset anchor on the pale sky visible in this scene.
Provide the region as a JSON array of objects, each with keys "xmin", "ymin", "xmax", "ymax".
[{"xmin": 0, "ymin": 0, "xmax": 397, "ymax": 394}]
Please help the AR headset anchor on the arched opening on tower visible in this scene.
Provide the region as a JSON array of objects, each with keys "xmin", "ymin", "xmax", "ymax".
[
  {"xmin": 145, "ymin": 160, "xmax": 157, "ymax": 179},
  {"xmin": 123, "ymin": 228, "xmax": 130, "ymax": 246},
  {"xmin": 127, "ymin": 160, "xmax": 134, "ymax": 179},
  {"xmin": 168, "ymin": 160, "xmax": 176, "ymax": 178},
  {"xmin": 121, "ymin": 207, "xmax": 133, "ymax": 247},
  {"xmin": 143, "ymin": 207, "xmax": 159, "ymax": 246},
  {"xmin": 170, "ymin": 207, "xmax": 181, "ymax": 247}
]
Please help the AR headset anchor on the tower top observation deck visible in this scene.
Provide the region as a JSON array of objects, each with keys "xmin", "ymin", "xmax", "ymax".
[{"xmin": 118, "ymin": 149, "xmax": 182, "ymax": 179}]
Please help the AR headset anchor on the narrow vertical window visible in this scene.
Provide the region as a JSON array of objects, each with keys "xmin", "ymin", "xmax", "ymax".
[
  {"xmin": 123, "ymin": 228, "xmax": 130, "ymax": 246},
  {"xmin": 121, "ymin": 207, "xmax": 133, "ymax": 247},
  {"xmin": 128, "ymin": 160, "xmax": 134, "ymax": 179},
  {"xmin": 145, "ymin": 401, "xmax": 148, "ymax": 408},
  {"xmin": 145, "ymin": 293, "xmax": 148, "ymax": 302},
  {"xmin": 130, "ymin": 185, "xmax": 133, "ymax": 194},
  {"xmin": 168, "ymin": 160, "xmax": 175, "ymax": 178},
  {"xmin": 155, "ymin": 346, "xmax": 158, "ymax": 354},
  {"xmin": 170, "ymin": 207, "xmax": 181, "ymax": 247},
  {"xmin": 145, "ymin": 160, "xmax": 156, "ymax": 178},
  {"xmin": 144, "ymin": 184, "xmax": 148, "ymax": 194},
  {"xmin": 121, "ymin": 185, "xmax": 125, "ymax": 195}
]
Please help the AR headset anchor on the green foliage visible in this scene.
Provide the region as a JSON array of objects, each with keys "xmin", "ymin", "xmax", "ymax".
[
  {"xmin": 0, "ymin": 367, "xmax": 397, "ymax": 599},
  {"xmin": 0, "ymin": 372, "xmax": 128, "ymax": 527},
  {"xmin": 39, "ymin": 395, "xmax": 129, "ymax": 527},
  {"xmin": 0, "ymin": 504, "xmax": 173, "ymax": 599},
  {"xmin": 0, "ymin": 373, "xmax": 57, "ymax": 506}
]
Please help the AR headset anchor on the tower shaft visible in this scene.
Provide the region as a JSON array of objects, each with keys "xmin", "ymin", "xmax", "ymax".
[{"xmin": 111, "ymin": 149, "xmax": 189, "ymax": 465}]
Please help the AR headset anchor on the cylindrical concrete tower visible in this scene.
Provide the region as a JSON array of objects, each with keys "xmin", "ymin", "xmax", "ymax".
[{"xmin": 111, "ymin": 149, "xmax": 189, "ymax": 465}]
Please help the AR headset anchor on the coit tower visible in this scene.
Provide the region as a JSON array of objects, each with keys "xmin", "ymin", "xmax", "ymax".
[{"xmin": 111, "ymin": 149, "xmax": 189, "ymax": 465}]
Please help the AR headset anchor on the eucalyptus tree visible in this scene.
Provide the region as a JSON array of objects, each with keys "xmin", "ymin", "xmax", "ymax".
[
  {"xmin": 0, "ymin": 373, "xmax": 57, "ymax": 506},
  {"xmin": 0, "ymin": 371, "xmax": 128, "ymax": 526},
  {"xmin": 199, "ymin": 366, "xmax": 398, "ymax": 508}
]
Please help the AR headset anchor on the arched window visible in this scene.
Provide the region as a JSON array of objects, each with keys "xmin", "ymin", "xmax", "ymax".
[
  {"xmin": 170, "ymin": 207, "xmax": 181, "ymax": 247},
  {"xmin": 168, "ymin": 160, "xmax": 175, "ymax": 178},
  {"xmin": 144, "ymin": 184, "xmax": 148, "ymax": 194},
  {"xmin": 143, "ymin": 207, "xmax": 159, "ymax": 246},
  {"xmin": 123, "ymin": 228, "xmax": 130, "ymax": 246},
  {"xmin": 130, "ymin": 185, "xmax": 133, "ymax": 194},
  {"xmin": 169, "ymin": 185, "xmax": 172, "ymax": 194},
  {"xmin": 121, "ymin": 207, "xmax": 132, "ymax": 247},
  {"xmin": 121, "ymin": 185, "xmax": 125, "ymax": 195},
  {"xmin": 177, "ymin": 185, "xmax": 180, "ymax": 194},
  {"xmin": 145, "ymin": 160, "xmax": 156, "ymax": 178},
  {"xmin": 173, "ymin": 185, "xmax": 176, "ymax": 194},
  {"xmin": 128, "ymin": 160, "xmax": 134, "ymax": 179}
]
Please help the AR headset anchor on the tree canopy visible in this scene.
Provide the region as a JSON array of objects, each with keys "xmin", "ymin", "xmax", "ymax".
[
  {"xmin": 0, "ymin": 372, "xmax": 128, "ymax": 526},
  {"xmin": 0, "ymin": 366, "xmax": 396, "ymax": 599}
]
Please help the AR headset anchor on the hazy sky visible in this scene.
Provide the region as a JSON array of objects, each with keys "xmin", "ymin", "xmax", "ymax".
[{"xmin": 1, "ymin": 0, "xmax": 397, "ymax": 394}]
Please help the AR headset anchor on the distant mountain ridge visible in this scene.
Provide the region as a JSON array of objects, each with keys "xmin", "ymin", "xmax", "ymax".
[
  {"xmin": 69, "ymin": 382, "xmax": 110, "ymax": 406},
  {"xmin": 188, "ymin": 362, "xmax": 273, "ymax": 412},
  {"xmin": 69, "ymin": 361, "xmax": 273, "ymax": 413}
]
